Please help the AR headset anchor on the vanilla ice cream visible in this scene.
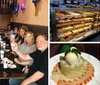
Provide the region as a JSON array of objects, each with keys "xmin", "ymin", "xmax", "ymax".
[{"xmin": 65, "ymin": 52, "xmax": 78, "ymax": 65}]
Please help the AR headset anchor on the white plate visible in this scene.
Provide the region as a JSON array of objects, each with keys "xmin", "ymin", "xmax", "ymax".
[
  {"xmin": 4, "ymin": 49, "xmax": 10, "ymax": 52},
  {"xmin": 8, "ymin": 64, "xmax": 17, "ymax": 69},
  {"xmin": 8, "ymin": 59, "xmax": 14, "ymax": 64},
  {"xmin": 50, "ymin": 52, "xmax": 100, "ymax": 85}
]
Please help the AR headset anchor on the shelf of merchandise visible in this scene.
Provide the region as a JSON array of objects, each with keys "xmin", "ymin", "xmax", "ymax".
[{"xmin": 50, "ymin": 5, "xmax": 100, "ymax": 41}]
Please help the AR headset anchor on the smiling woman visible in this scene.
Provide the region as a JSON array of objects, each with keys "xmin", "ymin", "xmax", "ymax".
[
  {"xmin": 14, "ymin": 31, "xmax": 37, "ymax": 69},
  {"xmin": 15, "ymin": 25, "xmax": 29, "ymax": 45},
  {"xmin": 18, "ymin": 31, "xmax": 37, "ymax": 63}
]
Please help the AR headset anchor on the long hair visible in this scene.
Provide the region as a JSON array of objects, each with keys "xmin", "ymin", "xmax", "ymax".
[
  {"xmin": 19, "ymin": 25, "xmax": 29, "ymax": 33},
  {"xmin": 24, "ymin": 31, "xmax": 35, "ymax": 45}
]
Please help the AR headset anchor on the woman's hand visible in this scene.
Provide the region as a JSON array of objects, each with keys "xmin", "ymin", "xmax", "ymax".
[
  {"xmin": 24, "ymin": 65, "xmax": 29, "ymax": 74},
  {"xmin": 11, "ymin": 43, "xmax": 19, "ymax": 52},
  {"xmin": 14, "ymin": 58, "xmax": 21, "ymax": 64}
]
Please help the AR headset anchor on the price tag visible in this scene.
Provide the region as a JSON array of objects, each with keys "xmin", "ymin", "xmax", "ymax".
[
  {"xmin": 74, "ymin": 1, "xmax": 77, "ymax": 4},
  {"xmin": 66, "ymin": 1, "xmax": 71, "ymax": 4}
]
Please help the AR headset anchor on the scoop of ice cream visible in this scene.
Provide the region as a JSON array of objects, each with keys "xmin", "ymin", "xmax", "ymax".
[{"xmin": 65, "ymin": 52, "xmax": 78, "ymax": 65}]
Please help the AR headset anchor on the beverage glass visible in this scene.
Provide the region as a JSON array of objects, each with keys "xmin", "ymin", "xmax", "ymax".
[
  {"xmin": 0, "ymin": 50, "xmax": 4, "ymax": 60},
  {"xmin": 3, "ymin": 57, "xmax": 8, "ymax": 69}
]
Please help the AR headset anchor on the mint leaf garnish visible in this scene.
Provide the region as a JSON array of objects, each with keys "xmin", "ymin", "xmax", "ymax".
[
  {"xmin": 60, "ymin": 45, "xmax": 72, "ymax": 54},
  {"xmin": 71, "ymin": 49, "xmax": 81, "ymax": 54},
  {"xmin": 60, "ymin": 45, "xmax": 81, "ymax": 56}
]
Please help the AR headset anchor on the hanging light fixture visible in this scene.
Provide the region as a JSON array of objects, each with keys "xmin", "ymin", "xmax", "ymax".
[
  {"xmin": 32, "ymin": 0, "xmax": 40, "ymax": 4},
  {"xmin": 20, "ymin": 0, "xmax": 26, "ymax": 10},
  {"xmin": 32, "ymin": 0, "xmax": 40, "ymax": 16},
  {"xmin": 20, "ymin": 3, "xmax": 25, "ymax": 10},
  {"xmin": 14, "ymin": 5, "xmax": 19, "ymax": 13},
  {"xmin": 14, "ymin": 0, "xmax": 19, "ymax": 14}
]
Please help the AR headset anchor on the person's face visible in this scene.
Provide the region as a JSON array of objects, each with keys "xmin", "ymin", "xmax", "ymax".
[
  {"xmin": 14, "ymin": 27, "xmax": 18, "ymax": 34},
  {"xmin": 25, "ymin": 33, "xmax": 33, "ymax": 43},
  {"xmin": 8, "ymin": 26, "xmax": 11, "ymax": 30},
  {"xmin": 36, "ymin": 35, "xmax": 48, "ymax": 52},
  {"xmin": 19, "ymin": 29, "xmax": 25, "ymax": 36}
]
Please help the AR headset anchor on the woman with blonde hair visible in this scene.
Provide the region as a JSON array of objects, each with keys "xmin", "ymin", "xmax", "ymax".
[
  {"xmin": 18, "ymin": 31, "xmax": 37, "ymax": 65},
  {"xmin": 19, "ymin": 31, "xmax": 37, "ymax": 54},
  {"xmin": 15, "ymin": 31, "xmax": 37, "ymax": 74}
]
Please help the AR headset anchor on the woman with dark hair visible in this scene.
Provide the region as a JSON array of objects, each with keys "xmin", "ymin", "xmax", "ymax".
[
  {"xmin": 15, "ymin": 25, "xmax": 29, "ymax": 45},
  {"xmin": 7, "ymin": 24, "xmax": 14, "ymax": 35}
]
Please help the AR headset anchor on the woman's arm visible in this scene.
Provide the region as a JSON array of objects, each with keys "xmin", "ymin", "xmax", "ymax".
[
  {"xmin": 17, "ymin": 40, "xmax": 22, "ymax": 46},
  {"xmin": 14, "ymin": 58, "xmax": 33, "ymax": 66},
  {"xmin": 11, "ymin": 44, "xmax": 32, "ymax": 60}
]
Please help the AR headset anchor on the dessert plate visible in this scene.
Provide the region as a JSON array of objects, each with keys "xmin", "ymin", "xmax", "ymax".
[{"xmin": 50, "ymin": 52, "xmax": 100, "ymax": 85}]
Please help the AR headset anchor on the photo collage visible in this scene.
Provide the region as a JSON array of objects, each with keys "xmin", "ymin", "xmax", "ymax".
[{"xmin": 0, "ymin": 0, "xmax": 100, "ymax": 85}]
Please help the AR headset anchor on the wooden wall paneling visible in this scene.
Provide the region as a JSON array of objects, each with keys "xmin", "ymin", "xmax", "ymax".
[{"xmin": 0, "ymin": 14, "xmax": 11, "ymax": 29}]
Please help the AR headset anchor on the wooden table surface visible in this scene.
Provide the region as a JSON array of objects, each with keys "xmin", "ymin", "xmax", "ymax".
[{"xmin": 0, "ymin": 52, "xmax": 25, "ymax": 79}]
